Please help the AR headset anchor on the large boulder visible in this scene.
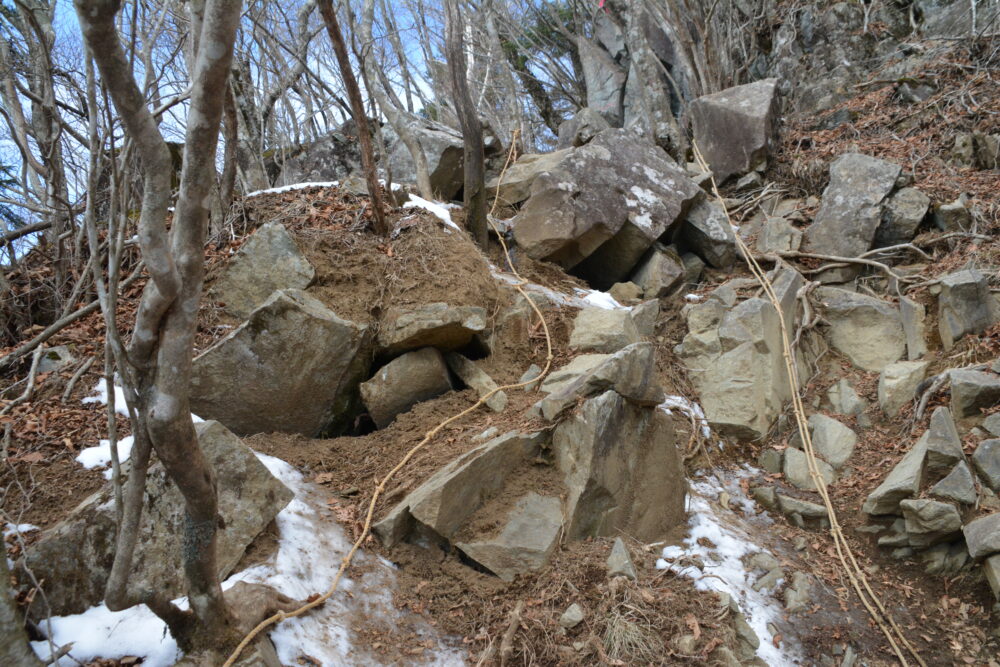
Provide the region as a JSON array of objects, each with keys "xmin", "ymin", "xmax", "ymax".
[
  {"xmin": 487, "ymin": 149, "xmax": 572, "ymax": 206},
  {"xmin": 950, "ymin": 369, "xmax": 1000, "ymax": 418},
  {"xmin": 192, "ymin": 290, "xmax": 370, "ymax": 436},
  {"xmin": 378, "ymin": 303, "xmax": 487, "ymax": 356},
  {"xmin": 677, "ymin": 199, "xmax": 739, "ymax": 269},
  {"xmin": 689, "ymin": 79, "xmax": 779, "ymax": 184},
  {"xmin": 385, "ymin": 117, "xmax": 465, "ymax": 200},
  {"xmin": 568, "ymin": 307, "xmax": 641, "ymax": 353},
  {"xmin": 552, "ymin": 390, "xmax": 686, "ymax": 541},
  {"xmin": 557, "ymin": 107, "xmax": 612, "ymax": 149},
  {"xmin": 577, "ymin": 39, "xmax": 627, "ymax": 126},
  {"xmin": 938, "ymin": 269, "xmax": 999, "ymax": 350},
  {"xmin": 360, "ymin": 348, "xmax": 453, "ymax": 428},
  {"xmin": 815, "ymin": 287, "xmax": 905, "ymax": 371},
  {"xmin": 210, "ymin": 223, "xmax": 315, "ymax": 319},
  {"xmin": 511, "ymin": 129, "xmax": 701, "ymax": 287},
  {"xmin": 630, "ymin": 244, "xmax": 684, "ymax": 298},
  {"xmin": 22, "ymin": 421, "xmax": 293, "ymax": 616},
  {"xmin": 803, "ymin": 154, "xmax": 901, "ymax": 281}
]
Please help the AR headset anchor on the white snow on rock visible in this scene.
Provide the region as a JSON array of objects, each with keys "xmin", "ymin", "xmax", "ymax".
[
  {"xmin": 3, "ymin": 523, "xmax": 39, "ymax": 538},
  {"xmin": 32, "ymin": 451, "xmax": 464, "ymax": 667},
  {"xmin": 403, "ymin": 194, "xmax": 462, "ymax": 232},
  {"xmin": 656, "ymin": 470, "xmax": 803, "ymax": 666},
  {"xmin": 245, "ymin": 181, "xmax": 341, "ymax": 199},
  {"xmin": 76, "ymin": 435, "xmax": 135, "ymax": 479},
  {"xmin": 488, "ymin": 262, "xmax": 628, "ymax": 311}
]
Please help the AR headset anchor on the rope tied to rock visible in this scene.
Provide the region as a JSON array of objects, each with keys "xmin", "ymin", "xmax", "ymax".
[{"xmin": 223, "ymin": 133, "xmax": 550, "ymax": 666}]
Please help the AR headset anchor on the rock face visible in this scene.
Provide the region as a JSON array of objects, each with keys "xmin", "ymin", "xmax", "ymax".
[
  {"xmin": 511, "ymin": 129, "xmax": 701, "ymax": 286},
  {"xmin": 553, "ymin": 390, "xmax": 686, "ymax": 541},
  {"xmin": 689, "ymin": 79, "xmax": 779, "ymax": 184},
  {"xmin": 568, "ymin": 307, "xmax": 641, "ymax": 353},
  {"xmin": 803, "ymin": 154, "xmax": 901, "ymax": 279},
  {"xmin": 361, "ymin": 348, "xmax": 453, "ymax": 428},
  {"xmin": 938, "ymin": 269, "xmax": 999, "ymax": 350},
  {"xmin": 378, "ymin": 303, "xmax": 487, "ymax": 356},
  {"xmin": 210, "ymin": 223, "xmax": 315, "ymax": 319},
  {"xmin": 878, "ymin": 361, "xmax": 930, "ymax": 418},
  {"xmin": 557, "ymin": 107, "xmax": 611, "ymax": 149},
  {"xmin": 816, "ymin": 287, "xmax": 905, "ymax": 372},
  {"xmin": 23, "ymin": 421, "xmax": 293, "ymax": 616},
  {"xmin": 950, "ymin": 369, "xmax": 1000, "ymax": 418},
  {"xmin": 488, "ymin": 149, "xmax": 571, "ymax": 206},
  {"xmin": 191, "ymin": 290, "xmax": 370, "ymax": 436},
  {"xmin": 386, "ymin": 117, "xmax": 466, "ymax": 200}
]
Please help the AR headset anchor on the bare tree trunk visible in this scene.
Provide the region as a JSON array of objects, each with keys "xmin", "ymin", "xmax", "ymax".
[
  {"xmin": 444, "ymin": 0, "xmax": 487, "ymax": 248},
  {"xmin": 318, "ymin": 0, "xmax": 388, "ymax": 236},
  {"xmin": 0, "ymin": 555, "xmax": 43, "ymax": 666},
  {"xmin": 75, "ymin": 0, "xmax": 243, "ymax": 655}
]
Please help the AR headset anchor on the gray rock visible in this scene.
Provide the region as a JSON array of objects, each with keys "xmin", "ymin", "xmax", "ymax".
[
  {"xmin": 816, "ymin": 287, "xmax": 905, "ymax": 372},
  {"xmin": 752, "ymin": 485, "xmax": 778, "ymax": 510},
  {"xmin": 569, "ymin": 307, "xmax": 641, "ymax": 354},
  {"xmin": 804, "ymin": 154, "xmax": 901, "ymax": 279},
  {"xmin": 933, "ymin": 196, "xmax": 972, "ymax": 232},
  {"xmin": 733, "ymin": 612, "xmax": 761, "ymax": 661},
  {"xmin": 809, "ymin": 414, "xmax": 857, "ymax": 468},
  {"xmin": 984, "ymin": 414, "xmax": 1000, "ymax": 437},
  {"xmin": 386, "ymin": 117, "xmax": 466, "ymax": 200},
  {"xmin": 518, "ymin": 364, "xmax": 543, "ymax": 391},
  {"xmin": 678, "ymin": 199, "xmax": 738, "ymax": 269},
  {"xmin": 559, "ymin": 603, "xmax": 586, "ymax": 629},
  {"xmin": 191, "ymin": 289, "xmax": 369, "ymax": 436},
  {"xmin": 983, "ymin": 554, "xmax": 1000, "ymax": 601},
  {"xmin": 557, "ymin": 107, "xmax": 611, "ymax": 149},
  {"xmin": 512, "ymin": 130, "xmax": 701, "ymax": 284},
  {"xmin": 488, "ymin": 149, "xmax": 572, "ymax": 206},
  {"xmin": 361, "ymin": 348, "xmax": 453, "ymax": 429},
  {"xmin": 784, "ymin": 571, "xmax": 812, "ymax": 613},
  {"xmin": 630, "ymin": 244, "xmax": 684, "ymax": 298},
  {"xmin": 863, "ymin": 437, "xmax": 928, "ymax": 515},
  {"xmin": 753, "ymin": 567, "xmax": 784, "ymax": 593},
  {"xmin": 608, "ymin": 281, "xmax": 643, "ymax": 303},
  {"xmin": 827, "ymin": 379, "xmax": 867, "ymax": 417},
  {"xmin": 456, "ymin": 493, "xmax": 563, "ymax": 582},
  {"xmin": 577, "ymin": 39, "xmax": 626, "ymax": 126},
  {"xmin": 37, "ymin": 345, "xmax": 75, "ymax": 374},
  {"xmin": 759, "ymin": 449, "xmax": 784, "ymax": 474},
  {"xmin": 554, "ymin": 390, "xmax": 686, "ymax": 541},
  {"xmin": 689, "ymin": 79, "xmax": 779, "ymax": 184},
  {"xmin": 607, "ymin": 537, "xmax": 638, "ymax": 580},
  {"xmin": 899, "ymin": 296, "xmax": 928, "ymax": 360},
  {"xmin": 925, "ymin": 406, "xmax": 965, "ymax": 472},
  {"xmin": 783, "ymin": 447, "xmax": 835, "ymax": 491},
  {"xmin": 950, "ymin": 369, "xmax": 1000, "ymax": 418},
  {"xmin": 630, "ymin": 300, "xmax": 660, "ymax": 337},
  {"xmin": 920, "ymin": 541, "xmax": 969, "ymax": 576},
  {"xmin": 972, "ymin": 439, "xmax": 1000, "ymax": 492},
  {"xmin": 539, "ymin": 343, "xmax": 665, "ymax": 421},
  {"xmin": 878, "ymin": 361, "xmax": 930, "ymax": 417},
  {"xmin": 444, "ymin": 352, "xmax": 507, "ymax": 413},
  {"xmin": 681, "ymin": 252, "xmax": 705, "ymax": 285},
  {"xmin": 930, "ymin": 461, "xmax": 978, "ymax": 505},
  {"xmin": 210, "ymin": 223, "xmax": 314, "ymax": 319},
  {"xmin": 757, "ymin": 216, "xmax": 803, "ymax": 254},
  {"xmin": 778, "ymin": 494, "xmax": 828, "ymax": 519},
  {"xmin": 938, "ymin": 269, "xmax": 999, "ymax": 350},
  {"xmin": 378, "ymin": 303, "xmax": 488, "ymax": 356},
  {"xmin": 874, "ymin": 187, "xmax": 929, "ymax": 247},
  {"xmin": 23, "ymin": 421, "xmax": 293, "ymax": 616},
  {"xmin": 375, "ymin": 430, "xmax": 543, "ymax": 547},
  {"xmin": 900, "ymin": 499, "xmax": 963, "ymax": 548},
  {"xmin": 963, "ymin": 513, "xmax": 1000, "ymax": 560}
]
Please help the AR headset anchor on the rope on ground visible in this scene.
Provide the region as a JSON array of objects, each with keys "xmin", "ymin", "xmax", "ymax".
[
  {"xmin": 691, "ymin": 143, "xmax": 926, "ymax": 667},
  {"xmin": 223, "ymin": 135, "xmax": 549, "ymax": 666}
]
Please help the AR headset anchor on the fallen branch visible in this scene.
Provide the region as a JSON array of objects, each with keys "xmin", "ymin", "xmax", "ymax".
[
  {"xmin": 61, "ymin": 356, "xmax": 96, "ymax": 403},
  {"xmin": 0, "ymin": 347, "xmax": 43, "ymax": 416},
  {"xmin": 499, "ymin": 600, "xmax": 524, "ymax": 667}
]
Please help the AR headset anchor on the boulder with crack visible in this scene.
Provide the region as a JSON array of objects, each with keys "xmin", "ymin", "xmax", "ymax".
[
  {"xmin": 689, "ymin": 79, "xmax": 780, "ymax": 184},
  {"xmin": 21, "ymin": 421, "xmax": 293, "ymax": 617},
  {"xmin": 209, "ymin": 222, "xmax": 315, "ymax": 319},
  {"xmin": 378, "ymin": 303, "xmax": 487, "ymax": 356},
  {"xmin": 511, "ymin": 129, "xmax": 701, "ymax": 287},
  {"xmin": 191, "ymin": 289, "xmax": 370, "ymax": 436}
]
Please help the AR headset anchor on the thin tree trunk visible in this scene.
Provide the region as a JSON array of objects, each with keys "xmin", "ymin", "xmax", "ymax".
[
  {"xmin": 0, "ymin": 555, "xmax": 43, "ymax": 666},
  {"xmin": 445, "ymin": 0, "xmax": 487, "ymax": 248},
  {"xmin": 317, "ymin": 0, "xmax": 387, "ymax": 236}
]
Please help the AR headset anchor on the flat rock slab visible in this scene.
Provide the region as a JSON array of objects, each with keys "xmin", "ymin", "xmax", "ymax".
[
  {"xmin": 816, "ymin": 287, "xmax": 905, "ymax": 372},
  {"xmin": 930, "ymin": 461, "xmax": 978, "ymax": 505},
  {"xmin": 361, "ymin": 348, "xmax": 453, "ymax": 428},
  {"xmin": 863, "ymin": 436, "xmax": 927, "ymax": 515},
  {"xmin": 23, "ymin": 421, "xmax": 293, "ymax": 617},
  {"xmin": 444, "ymin": 352, "xmax": 507, "ymax": 412},
  {"xmin": 950, "ymin": 369, "xmax": 1000, "ymax": 419},
  {"xmin": 191, "ymin": 289, "xmax": 369, "ymax": 436},
  {"xmin": 972, "ymin": 439, "xmax": 1000, "ymax": 492},
  {"xmin": 210, "ymin": 223, "xmax": 314, "ymax": 319},
  {"xmin": 899, "ymin": 499, "xmax": 963, "ymax": 548},
  {"xmin": 878, "ymin": 360, "xmax": 930, "ymax": 418},
  {"xmin": 689, "ymin": 78, "xmax": 779, "ymax": 184},
  {"xmin": 378, "ymin": 303, "xmax": 487, "ymax": 356},
  {"xmin": 569, "ymin": 307, "xmax": 641, "ymax": 353},
  {"xmin": 804, "ymin": 153, "xmax": 900, "ymax": 264}
]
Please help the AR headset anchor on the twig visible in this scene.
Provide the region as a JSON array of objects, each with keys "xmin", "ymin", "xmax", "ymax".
[
  {"xmin": 499, "ymin": 601, "xmax": 524, "ymax": 667},
  {"xmin": 0, "ymin": 347, "xmax": 44, "ymax": 416},
  {"xmin": 61, "ymin": 357, "xmax": 96, "ymax": 403}
]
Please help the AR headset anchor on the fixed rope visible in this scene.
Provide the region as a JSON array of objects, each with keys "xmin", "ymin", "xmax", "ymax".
[
  {"xmin": 692, "ymin": 143, "xmax": 925, "ymax": 667},
  {"xmin": 224, "ymin": 136, "xmax": 550, "ymax": 666}
]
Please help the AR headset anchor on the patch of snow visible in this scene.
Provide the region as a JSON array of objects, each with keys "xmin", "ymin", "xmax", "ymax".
[
  {"xmin": 76, "ymin": 436, "xmax": 135, "ymax": 478},
  {"xmin": 488, "ymin": 262, "xmax": 628, "ymax": 311},
  {"xmin": 655, "ymin": 471, "xmax": 800, "ymax": 665},
  {"xmin": 684, "ymin": 293, "xmax": 703, "ymax": 303},
  {"xmin": 574, "ymin": 287, "xmax": 628, "ymax": 310},
  {"xmin": 245, "ymin": 181, "xmax": 340, "ymax": 198},
  {"xmin": 403, "ymin": 194, "xmax": 462, "ymax": 233},
  {"xmin": 82, "ymin": 379, "xmax": 132, "ymax": 416},
  {"xmin": 3, "ymin": 523, "xmax": 39, "ymax": 538},
  {"xmin": 658, "ymin": 396, "xmax": 712, "ymax": 439},
  {"xmin": 34, "ymin": 450, "xmax": 464, "ymax": 667}
]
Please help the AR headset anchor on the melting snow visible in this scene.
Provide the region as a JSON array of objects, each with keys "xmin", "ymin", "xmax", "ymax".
[
  {"xmin": 32, "ymin": 451, "xmax": 464, "ymax": 666},
  {"xmin": 684, "ymin": 293, "xmax": 703, "ymax": 303},
  {"xmin": 656, "ymin": 470, "xmax": 802, "ymax": 665},
  {"xmin": 76, "ymin": 436, "xmax": 135, "ymax": 478},
  {"xmin": 3, "ymin": 523, "xmax": 39, "ymax": 538},
  {"xmin": 403, "ymin": 194, "xmax": 462, "ymax": 232},
  {"xmin": 245, "ymin": 181, "xmax": 340, "ymax": 198},
  {"xmin": 488, "ymin": 262, "xmax": 628, "ymax": 311},
  {"xmin": 82, "ymin": 379, "xmax": 132, "ymax": 417},
  {"xmin": 658, "ymin": 395, "xmax": 712, "ymax": 440}
]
